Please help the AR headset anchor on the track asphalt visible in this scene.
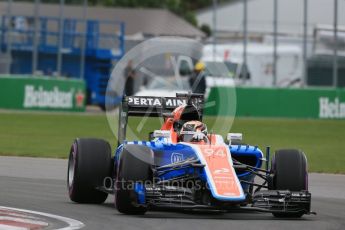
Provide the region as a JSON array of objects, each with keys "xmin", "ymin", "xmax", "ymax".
[{"xmin": 0, "ymin": 156, "xmax": 344, "ymax": 230}]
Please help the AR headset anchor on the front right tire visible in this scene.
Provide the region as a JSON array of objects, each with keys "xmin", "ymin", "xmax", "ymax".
[
  {"xmin": 270, "ymin": 149, "xmax": 308, "ymax": 218},
  {"xmin": 67, "ymin": 138, "xmax": 112, "ymax": 203}
]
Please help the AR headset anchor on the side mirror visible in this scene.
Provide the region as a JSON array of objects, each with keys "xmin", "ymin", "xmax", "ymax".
[
  {"xmin": 148, "ymin": 132, "xmax": 154, "ymax": 141},
  {"xmin": 153, "ymin": 130, "xmax": 171, "ymax": 138},
  {"xmin": 227, "ymin": 133, "xmax": 243, "ymax": 145}
]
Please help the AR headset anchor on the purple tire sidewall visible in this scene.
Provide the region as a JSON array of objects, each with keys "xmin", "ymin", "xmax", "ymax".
[
  {"xmin": 114, "ymin": 157, "xmax": 120, "ymax": 208},
  {"xmin": 68, "ymin": 141, "xmax": 77, "ymax": 196},
  {"xmin": 304, "ymin": 154, "xmax": 309, "ymax": 190}
]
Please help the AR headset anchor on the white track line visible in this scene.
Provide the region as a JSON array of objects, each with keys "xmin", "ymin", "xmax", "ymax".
[
  {"xmin": 0, "ymin": 216, "xmax": 49, "ymax": 226},
  {"xmin": 0, "ymin": 206, "xmax": 84, "ymax": 230},
  {"xmin": 0, "ymin": 224, "xmax": 27, "ymax": 230}
]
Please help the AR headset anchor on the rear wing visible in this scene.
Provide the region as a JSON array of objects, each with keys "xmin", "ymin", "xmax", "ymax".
[{"xmin": 117, "ymin": 93, "xmax": 204, "ymax": 145}]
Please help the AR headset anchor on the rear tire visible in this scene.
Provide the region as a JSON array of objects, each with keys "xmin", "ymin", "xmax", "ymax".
[
  {"xmin": 115, "ymin": 145, "xmax": 153, "ymax": 215},
  {"xmin": 271, "ymin": 149, "xmax": 308, "ymax": 218},
  {"xmin": 67, "ymin": 138, "xmax": 112, "ymax": 203}
]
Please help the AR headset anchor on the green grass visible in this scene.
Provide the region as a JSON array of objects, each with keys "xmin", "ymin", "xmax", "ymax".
[
  {"xmin": 0, "ymin": 111, "xmax": 344, "ymax": 173},
  {"xmin": 0, "ymin": 112, "xmax": 115, "ymax": 158}
]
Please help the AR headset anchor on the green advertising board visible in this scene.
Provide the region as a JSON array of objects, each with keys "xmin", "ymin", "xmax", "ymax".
[
  {"xmin": 0, "ymin": 75, "xmax": 86, "ymax": 112},
  {"xmin": 206, "ymin": 87, "xmax": 345, "ymax": 119}
]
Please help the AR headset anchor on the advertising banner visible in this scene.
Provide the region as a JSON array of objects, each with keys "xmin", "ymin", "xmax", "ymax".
[
  {"xmin": 206, "ymin": 87, "xmax": 345, "ymax": 119},
  {"xmin": 0, "ymin": 76, "xmax": 86, "ymax": 112}
]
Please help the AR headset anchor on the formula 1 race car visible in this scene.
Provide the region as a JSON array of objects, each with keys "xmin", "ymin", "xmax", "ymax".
[{"xmin": 67, "ymin": 93, "xmax": 313, "ymax": 217}]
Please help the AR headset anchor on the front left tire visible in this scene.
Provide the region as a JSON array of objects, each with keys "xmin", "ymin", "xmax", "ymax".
[{"xmin": 115, "ymin": 144, "xmax": 153, "ymax": 214}]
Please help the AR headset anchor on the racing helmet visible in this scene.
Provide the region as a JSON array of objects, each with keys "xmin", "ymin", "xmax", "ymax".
[
  {"xmin": 172, "ymin": 104, "xmax": 201, "ymax": 132},
  {"xmin": 179, "ymin": 120, "xmax": 208, "ymax": 142}
]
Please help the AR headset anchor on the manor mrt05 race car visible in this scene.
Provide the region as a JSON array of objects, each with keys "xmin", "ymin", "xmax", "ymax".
[{"xmin": 67, "ymin": 93, "xmax": 313, "ymax": 217}]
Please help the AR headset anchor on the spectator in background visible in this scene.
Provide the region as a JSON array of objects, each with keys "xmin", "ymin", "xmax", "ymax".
[
  {"xmin": 189, "ymin": 61, "xmax": 206, "ymax": 96},
  {"xmin": 124, "ymin": 60, "xmax": 136, "ymax": 96},
  {"xmin": 14, "ymin": 16, "xmax": 28, "ymax": 43}
]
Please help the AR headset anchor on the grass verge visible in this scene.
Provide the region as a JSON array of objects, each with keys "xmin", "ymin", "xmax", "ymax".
[{"xmin": 0, "ymin": 111, "xmax": 344, "ymax": 173}]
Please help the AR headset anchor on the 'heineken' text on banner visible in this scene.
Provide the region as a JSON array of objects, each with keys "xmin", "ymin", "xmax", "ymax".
[
  {"xmin": 319, "ymin": 97, "xmax": 345, "ymax": 119},
  {"xmin": 24, "ymin": 85, "xmax": 74, "ymax": 109}
]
